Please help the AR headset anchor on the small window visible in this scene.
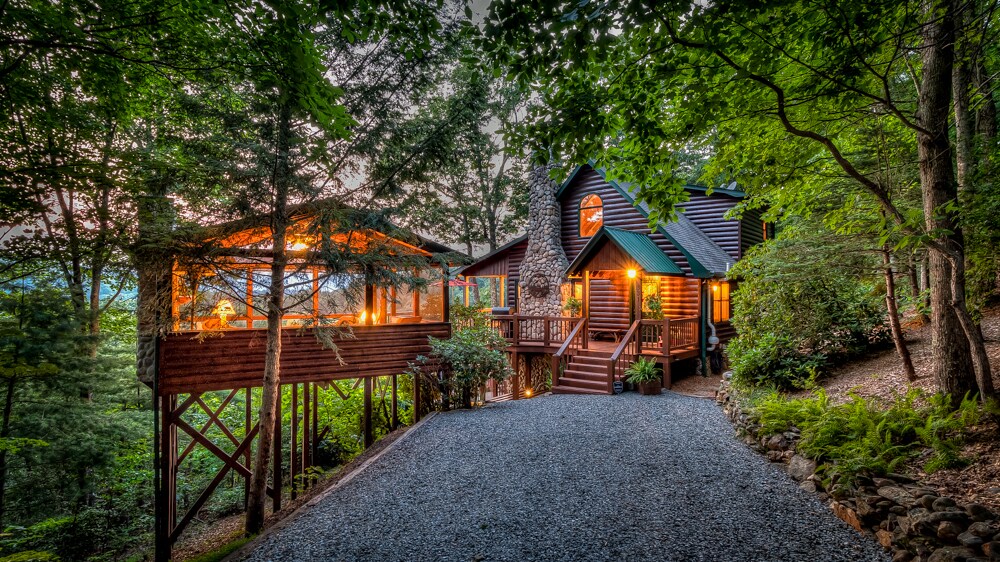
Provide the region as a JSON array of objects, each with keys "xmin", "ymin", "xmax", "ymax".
[
  {"xmin": 579, "ymin": 194, "xmax": 603, "ymax": 237},
  {"xmin": 712, "ymin": 282, "xmax": 731, "ymax": 323}
]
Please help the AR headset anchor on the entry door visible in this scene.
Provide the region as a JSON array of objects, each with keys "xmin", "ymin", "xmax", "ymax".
[{"xmin": 587, "ymin": 273, "xmax": 630, "ymax": 336}]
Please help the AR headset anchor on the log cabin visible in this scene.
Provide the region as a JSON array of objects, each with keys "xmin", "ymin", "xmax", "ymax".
[
  {"xmin": 460, "ymin": 164, "xmax": 770, "ymax": 395},
  {"xmin": 136, "ymin": 199, "xmax": 460, "ymax": 558}
]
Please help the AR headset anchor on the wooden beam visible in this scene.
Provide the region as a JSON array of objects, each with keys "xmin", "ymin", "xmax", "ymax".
[
  {"xmin": 413, "ymin": 369, "xmax": 421, "ymax": 423},
  {"xmin": 364, "ymin": 283, "xmax": 375, "ymax": 326},
  {"xmin": 441, "ymin": 265, "xmax": 450, "ymax": 322},
  {"xmin": 290, "ymin": 383, "xmax": 298, "ymax": 500},
  {"xmin": 273, "ymin": 392, "xmax": 282, "ymax": 512},
  {"xmin": 363, "ymin": 377, "xmax": 373, "ymax": 448},
  {"xmin": 391, "ymin": 374, "xmax": 398, "ymax": 430}
]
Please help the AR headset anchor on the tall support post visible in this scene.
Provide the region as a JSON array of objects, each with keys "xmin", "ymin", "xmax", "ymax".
[
  {"xmin": 363, "ymin": 377, "xmax": 373, "ymax": 448},
  {"xmin": 511, "ymin": 352, "xmax": 521, "ymax": 400},
  {"xmin": 364, "ymin": 282, "xmax": 375, "ymax": 326},
  {"xmin": 441, "ymin": 265, "xmax": 451, "ymax": 322},
  {"xmin": 413, "ymin": 369, "xmax": 422, "ymax": 423},
  {"xmin": 244, "ymin": 388, "xmax": 251, "ymax": 509},
  {"xmin": 391, "ymin": 374, "xmax": 399, "ymax": 430},
  {"xmin": 311, "ymin": 383, "xmax": 318, "ymax": 466},
  {"xmin": 302, "ymin": 382, "xmax": 311, "ymax": 479},
  {"xmin": 155, "ymin": 394, "xmax": 176, "ymax": 562},
  {"xmin": 700, "ymin": 281, "xmax": 708, "ymax": 377},
  {"xmin": 290, "ymin": 384, "xmax": 298, "ymax": 501},
  {"xmin": 582, "ymin": 271, "xmax": 591, "ymax": 344},
  {"xmin": 272, "ymin": 389, "xmax": 282, "ymax": 512}
]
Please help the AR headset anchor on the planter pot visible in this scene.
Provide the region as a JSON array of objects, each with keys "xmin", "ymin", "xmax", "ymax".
[{"xmin": 638, "ymin": 381, "xmax": 661, "ymax": 395}]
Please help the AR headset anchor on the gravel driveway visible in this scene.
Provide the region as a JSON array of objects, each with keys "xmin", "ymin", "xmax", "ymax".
[{"xmin": 239, "ymin": 392, "xmax": 889, "ymax": 562}]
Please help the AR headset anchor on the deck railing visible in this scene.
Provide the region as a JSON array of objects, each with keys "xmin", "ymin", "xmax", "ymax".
[
  {"xmin": 638, "ymin": 316, "xmax": 699, "ymax": 355},
  {"xmin": 489, "ymin": 315, "xmax": 580, "ymax": 347},
  {"xmin": 551, "ymin": 317, "xmax": 589, "ymax": 389}
]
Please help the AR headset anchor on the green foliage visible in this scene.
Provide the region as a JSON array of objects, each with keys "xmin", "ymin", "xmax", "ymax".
[
  {"xmin": 411, "ymin": 307, "xmax": 511, "ymax": 401},
  {"xmin": 185, "ymin": 538, "xmax": 252, "ymax": 562},
  {"xmin": 642, "ymin": 294, "xmax": 663, "ymax": 321},
  {"xmin": 624, "ymin": 357, "xmax": 660, "ymax": 385},
  {"xmin": 563, "ymin": 297, "xmax": 582, "ymax": 317},
  {"xmin": 749, "ymin": 390, "xmax": 986, "ymax": 485},
  {"xmin": 726, "ymin": 222, "xmax": 890, "ymax": 390}
]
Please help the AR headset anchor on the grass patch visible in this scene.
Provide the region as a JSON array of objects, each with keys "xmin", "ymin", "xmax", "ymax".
[{"xmin": 185, "ymin": 537, "xmax": 252, "ymax": 562}]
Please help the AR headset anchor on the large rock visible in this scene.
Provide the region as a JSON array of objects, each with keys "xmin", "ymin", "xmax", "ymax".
[
  {"xmin": 926, "ymin": 546, "xmax": 978, "ymax": 562},
  {"xmin": 787, "ymin": 455, "xmax": 816, "ymax": 482},
  {"xmin": 832, "ymin": 501, "xmax": 863, "ymax": 532},
  {"xmin": 879, "ymin": 486, "xmax": 917, "ymax": 507}
]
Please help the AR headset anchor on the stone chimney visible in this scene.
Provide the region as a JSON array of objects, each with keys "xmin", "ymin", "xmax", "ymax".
[{"xmin": 518, "ymin": 163, "xmax": 569, "ymax": 320}]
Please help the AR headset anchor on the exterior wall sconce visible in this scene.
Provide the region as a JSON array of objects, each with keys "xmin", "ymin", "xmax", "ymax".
[{"xmin": 627, "ymin": 269, "xmax": 637, "ymax": 279}]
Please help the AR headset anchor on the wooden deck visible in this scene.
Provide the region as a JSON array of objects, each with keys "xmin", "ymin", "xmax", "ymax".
[
  {"xmin": 488, "ymin": 315, "xmax": 700, "ymax": 396},
  {"xmin": 157, "ymin": 322, "xmax": 451, "ymax": 395}
]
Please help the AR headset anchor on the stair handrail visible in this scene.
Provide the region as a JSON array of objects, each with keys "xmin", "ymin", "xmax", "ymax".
[
  {"xmin": 608, "ymin": 320, "xmax": 642, "ymax": 392},
  {"xmin": 551, "ymin": 316, "xmax": 588, "ymax": 389}
]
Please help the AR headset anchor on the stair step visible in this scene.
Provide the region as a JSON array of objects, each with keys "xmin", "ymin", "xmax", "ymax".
[
  {"xmin": 551, "ymin": 385, "xmax": 611, "ymax": 395},
  {"xmin": 565, "ymin": 362, "xmax": 607, "ymax": 375},
  {"xmin": 577, "ymin": 349, "xmax": 614, "ymax": 359},
  {"xmin": 558, "ymin": 376, "xmax": 609, "ymax": 391},
  {"xmin": 572, "ymin": 355, "xmax": 610, "ymax": 367},
  {"xmin": 560, "ymin": 365, "xmax": 608, "ymax": 381}
]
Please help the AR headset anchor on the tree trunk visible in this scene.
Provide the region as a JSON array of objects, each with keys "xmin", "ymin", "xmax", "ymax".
[
  {"xmin": 952, "ymin": 26, "xmax": 974, "ymax": 193},
  {"xmin": 907, "ymin": 253, "xmax": 929, "ymax": 324},
  {"xmin": 884, "ymin": 249, "xmax": 917, "ymax": 382},
  {"xmin": 917, "ymin": 0, "xmax": 979, "ymax": 398},
  {"xmin": 974, "ymin": 61, "xmax": 998, "ymax": 140},
  {"xmin": 246, "ymin": 101, "xmax": 293, "ymax": 535},
  {"xmin": 0, "ymin": 376, "xmax": 16, "ymax": 529}
]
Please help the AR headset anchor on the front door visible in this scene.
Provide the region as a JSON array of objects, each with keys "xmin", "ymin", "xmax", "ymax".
[{"xmin": 587, "ymin": 272, "xmax": 630, "ymax": 338}]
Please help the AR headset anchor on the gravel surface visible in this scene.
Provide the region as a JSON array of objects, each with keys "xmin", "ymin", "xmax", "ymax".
[{"xmin": 240, "ymin": 393, "xmax": 889, "ymax": 562}]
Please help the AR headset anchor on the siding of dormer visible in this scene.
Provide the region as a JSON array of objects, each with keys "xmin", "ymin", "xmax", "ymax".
[
  {"xmin": 678, "ymin": 192, "xmax": 742, "ymax": 261},
  {"xmin": 558, "ymin": 166, "xmax": 694, "ymax": 275}
]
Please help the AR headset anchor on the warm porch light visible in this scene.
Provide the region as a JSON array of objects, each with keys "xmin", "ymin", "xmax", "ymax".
[
  {"xmin": 212, "ymin": 299, "xmax": 237, "ymax": 324},
  {"xmin": 289, "ymin": 240, "xmax": 309, "ymax": 251},
  {"xmin": 627, "ymin": 269, "xmax": 637, "ymax": 279},
  {"xmin": 525, "ymin": 388, "xmax": 533, "ymax": 397},
  {"xmin": 357, "ymin": 311, "xmax": 379, "ymax": 324},
  {"xmin": 712, "ymin": 284, "xmax": 719, "ymax": 292}
]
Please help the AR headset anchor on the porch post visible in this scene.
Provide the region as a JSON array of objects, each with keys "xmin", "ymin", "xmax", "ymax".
[
  {"xmin": 582, "ymin": 271, "xmax": 590, "ymax": 320},
  {"xmin": 441, "ymin": 265, "xmax": 450, "ymax": 322},
  {"xmin": 364, "ymin": 281, "xmax": 375, "ymax": 326}
]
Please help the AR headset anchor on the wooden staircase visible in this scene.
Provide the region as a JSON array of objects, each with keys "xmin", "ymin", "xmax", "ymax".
[{"xmin": 552, "ymin": 349, "xmax": 615, "ymax": 395}]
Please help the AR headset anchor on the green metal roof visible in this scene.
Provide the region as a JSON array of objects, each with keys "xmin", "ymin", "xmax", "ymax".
[{"xmin": 566, "ymin": 227, "xmax": 684, "ymax": 276}]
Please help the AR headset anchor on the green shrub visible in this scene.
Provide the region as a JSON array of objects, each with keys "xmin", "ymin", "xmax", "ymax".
[
  {"xmin": 624, "ymin": 357, "xmax": 660, "ymax": 384},
  {"xmin": 726, "ymin": 223, "xmax": 891, "ymax": 389},
  {"xmin": 410, "ymin": 307, "xmax": 512, "ymax": 406},
  {"xmin": 748, "ymin": 389, "xmax": 985, "ymax": 486}
]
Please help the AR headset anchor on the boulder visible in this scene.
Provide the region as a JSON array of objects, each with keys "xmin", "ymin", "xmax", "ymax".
[
  {"xmin": 767, "ymin": 434, "xmax": 788, "ymax": 451},
  {"xmin": 788, "ymin": 455, "xmax": 817, "ymax": 482},
  {"xmin": 969, "ymin": 522, "xmax": 996, "ymax": 538},
  {"xmin": 876, "ymin": 529, "xmax": 894, "ymax": 547},
  {"xmin": 926, "ymin": 546, "xmax": 978, "ymax": 562},
  {"xmin": 932, "ymin": 497, "xmax": 958, "ymax": 511},
  {"xmin": 880, "ymin": 486, "xmax": 918, "ymax": 507},
  {"xmin": 967, "ymin": 503, "xmax": 995, "ymax": 522},
  {"xmin": 832, "ymin": 501, "xmax": 864, "ymax": 532},
  {"xmin": 938, "ymin": 520, "xmax": 964, "ymax": 542},
  {"xmin": 891, "ymin": 550, "xmax": 914, "ymax": 562},
  {"xmin": 957, "ymin": 531, "xmax": 984, "ymax": 548}
]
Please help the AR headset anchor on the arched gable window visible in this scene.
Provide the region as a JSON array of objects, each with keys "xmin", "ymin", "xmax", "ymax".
[{"xmin": 579, "ymin": 193, "xmax": 604, "ymax": 237}]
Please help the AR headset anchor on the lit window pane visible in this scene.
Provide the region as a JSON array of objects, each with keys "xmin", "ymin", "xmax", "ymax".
[{"xmin": 579, "ymin": 194, "xmax": 603, "ymax": 237}]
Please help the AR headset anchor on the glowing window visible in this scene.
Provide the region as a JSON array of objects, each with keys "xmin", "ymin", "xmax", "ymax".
[
  {"xmin": 579, "ymin": 194, "xmax": 603, "ymax": 237},
  {"xmin": 712, "ymin": 282, "xmax": 731, "ymax": 323}
]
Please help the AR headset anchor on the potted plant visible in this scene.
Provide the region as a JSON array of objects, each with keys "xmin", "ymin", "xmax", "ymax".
[
  {"xmin": 564, "ymin": 296, "xmax": 583, "ymax": 317},
  {"xmin": 625, "ymin": 357, "xmax": 662, "ymax": 395}
]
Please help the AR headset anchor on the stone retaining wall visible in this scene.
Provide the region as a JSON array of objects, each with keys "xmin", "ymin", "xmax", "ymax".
[{"xmin": 717, "ymin": 381, "xmax": 1000, "ymax": 562}]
